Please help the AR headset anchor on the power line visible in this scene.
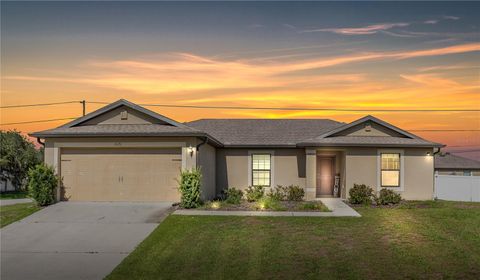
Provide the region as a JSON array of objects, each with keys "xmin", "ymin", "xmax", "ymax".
[
  {"xmin": 448, "ymin": 149, "xmax": 480, "ymax": 153},
  {"xmin": 87, "ymin": 101, "xmax": 480, "ymax": 112},
  {"xmin": 0, "ymin": 117, "xmax": 77, "ymax": 126},
  {"xmin": 1, "ymin": 116, "xmax": 480, "ymax": 132},
  {"xmin": 0, "ymin": 101, "xmax": 82, "ymax": 109},
  {"xmin": 411, "ymin": 129, "xmax": 480, "ymax": 132},
  {"xmin": 1, "ymin": 100, "xmax": 479, "ymax": 112}
]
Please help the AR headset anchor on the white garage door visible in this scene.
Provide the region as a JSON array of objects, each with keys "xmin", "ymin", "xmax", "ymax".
[{"xmin": 60, "ymin": 148, "xmax": 182, "ymax": 202}]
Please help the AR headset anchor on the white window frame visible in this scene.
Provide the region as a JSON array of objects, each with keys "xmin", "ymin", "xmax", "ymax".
[
  {"xmin": 377, "ymin": 149, "xmax": 404, "ymax": 192},
  {"xmin": 248, "ymin": 150, "xmax": 274, "ymax": 187}
]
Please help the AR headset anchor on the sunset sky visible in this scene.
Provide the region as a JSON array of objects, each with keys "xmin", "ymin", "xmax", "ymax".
[{"xmin": 1, "ymin": 2, "xmax": 479, "ymax": 158}]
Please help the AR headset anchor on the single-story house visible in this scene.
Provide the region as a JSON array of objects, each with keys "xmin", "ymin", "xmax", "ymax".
[
  {"xmin": 435, "ymin": 153, "xmax": 480, "ymax": 176},
  {"xmin": 31, "ymin": 99, "xmax": 443, "ymax": 202}
]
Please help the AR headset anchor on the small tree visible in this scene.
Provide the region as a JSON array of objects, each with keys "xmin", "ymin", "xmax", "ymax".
[
  {"xmin": 0, "ymin": 130, "xmax": 42, "ymax": 191},
  {"xmin": 178, "ymin": 168, "xmax": 202, "ymax": 208},
  {"xmin": 28, "ymin": 164, "xmax": 58, "ymax": 206}
]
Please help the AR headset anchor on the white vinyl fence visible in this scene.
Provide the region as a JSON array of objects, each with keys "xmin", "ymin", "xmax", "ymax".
[{"xmin": 435, "ymin": 175, "xmax": 480, "ymax": 202}]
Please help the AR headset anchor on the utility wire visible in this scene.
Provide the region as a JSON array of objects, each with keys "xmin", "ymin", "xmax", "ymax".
[
  {"xmin": 1, "ymin": 117, "xmax": 480, "ymax": 132},
  {"xmin": 410, "ymin": 129, "xmax": 480, "ymax": 132},
  {"xmin": 448, "ymin": 149, "xmax": 480, "ymax": 153},
  {"xmin": 1, "ymin": 100, "xmax": 479, "ymax": 112},
  {"xmin": 0, "ymin": 101, "xmax": 82, "ymax": 109},
  {"xmin": 86, "ymin": 101, "xmax": 480, "ymax": 112},
  {"xmin": 0, "ymin": 117, "xmax": 77, "ymax": 126}
]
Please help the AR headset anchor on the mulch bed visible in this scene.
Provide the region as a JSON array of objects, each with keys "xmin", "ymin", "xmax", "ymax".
[{"xmin": 179, "ymin": 200, "xmax": 331, "ymax": 212}]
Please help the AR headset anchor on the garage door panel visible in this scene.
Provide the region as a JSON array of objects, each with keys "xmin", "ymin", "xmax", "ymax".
[{"xmin": 60, "ymin": 148, "xmax": 181, "ymax": 202}]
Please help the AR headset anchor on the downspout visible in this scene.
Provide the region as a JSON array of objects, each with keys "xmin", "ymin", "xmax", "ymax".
[
  {"xmin": 36, "ymin": 137, "xmax": 45, "ymax": 147},
  {"xmin": 432, "ymin": 147, "xmax": 441, "ymax": 200},
  {"xmin": 195, "ymin": 136, "xmax": 208, "ymax": 167}
]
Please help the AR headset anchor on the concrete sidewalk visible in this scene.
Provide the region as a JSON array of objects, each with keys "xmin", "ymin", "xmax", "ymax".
[
  {"xmin": 0, "ymin": 198, "xmax": 33, "ymax": 206},
  {"xmin": 174, "ymin": 198, "xmax": 361, "ymax": 217}
]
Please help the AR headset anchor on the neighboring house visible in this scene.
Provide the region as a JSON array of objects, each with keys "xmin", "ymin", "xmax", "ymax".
[
  {"xmin": 435, "ymin": 153, "xmax": 480, "ymax": 176},
  {"xmin": 31, "ymin": 99, "xmax": 443, "ymax": 202}
]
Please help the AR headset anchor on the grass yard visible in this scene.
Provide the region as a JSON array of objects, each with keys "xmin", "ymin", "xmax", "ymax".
[
  {"xmin": 0, "ymin": 203, "xmax": 40, "ymax": 228},
  {"xmin": 0, "ymin": 191, "xmax": 28, "ymax": 200},
  {"xmin": 107, "ymin": 201, "xmax": 480, "ymax": 280}
]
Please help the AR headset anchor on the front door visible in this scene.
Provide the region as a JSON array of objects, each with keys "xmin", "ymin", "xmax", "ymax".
[{"xmin": 316, "ymin": 156, "xmax": 335, "ymax": 197}]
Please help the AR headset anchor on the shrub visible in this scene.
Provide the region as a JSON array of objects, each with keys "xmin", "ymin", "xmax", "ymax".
[
  {"xmin": 267, "ymin": 185, "xmax": 288, "ymax": 201},
  {"xmin": 376, "ymin": 189, "xmax": 402, "ymax": 205},
  {"xmin": 348, "ymin": 184, "xmax": 374, "ymax": 205},
  {"xmin": 178, "ymin": 168, "xmax": 202, "ymax": 208},
  {"xmin": 255, "ymin": 196, "xmax": 286, "ymax": 211},
  {"xmin": 286, "ymin": 185, "xmax": 305, "ymax": 201},
  {"xmin": 245, "ymin": 185, "xmax": 264, "ymax": 202},
  {"xmin": 28, "ymin": 164, "xmax": 58, "ymax": 206},
  {"xmin": 224, "ymin": 188, "xmax": 243, "ymax": 204}
]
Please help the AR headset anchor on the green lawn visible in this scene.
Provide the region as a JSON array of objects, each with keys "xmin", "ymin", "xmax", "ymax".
[
  {"xmin": 107, "ymin": 201, "xmax": 480, "ymax": 280},
  {"xmin": 0, "ymin": 203, "xmax": 40, "ymax": 228},
  {"xmin": 0, "ymin": 191, "xmax": 28, "ymax": 200}
]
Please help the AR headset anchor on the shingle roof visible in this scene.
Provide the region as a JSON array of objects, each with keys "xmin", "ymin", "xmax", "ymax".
[
  {"xmin": 32, "ymin": 124, "xmax": 201, "ymax": 137},
  {"xmin": 186, "ymin": 119, "xmax": 344, "ymax": 146},
  {"xmin": 30, "ymin": 100, "xmax": 443, "ymax": 148},
  {"xmin": 435, "ymin": 153, "xmax": 480, "ymax": 170}
]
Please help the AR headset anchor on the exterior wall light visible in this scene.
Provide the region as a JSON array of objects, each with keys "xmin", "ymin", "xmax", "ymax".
[{"xmin": 187, "ymin": 146, "xmax": 194, "ymax": 157}]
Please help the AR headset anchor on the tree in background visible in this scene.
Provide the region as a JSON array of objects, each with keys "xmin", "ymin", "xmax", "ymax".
[{"xmin": 0, "ymin": 130, "xmax": 42, "ymax": 191}]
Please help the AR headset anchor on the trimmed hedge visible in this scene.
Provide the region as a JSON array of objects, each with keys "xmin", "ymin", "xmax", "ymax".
[
  {"xmin": 224, "ymin": 188, "xmax": 243, "ymax": 204},
  {"xmin": 376, "ymin": 189, "xmax": 402, "ymax": 205},
  {"xmin": 349, "ymin": 184, "xmax": 374, "ymax": 205}
]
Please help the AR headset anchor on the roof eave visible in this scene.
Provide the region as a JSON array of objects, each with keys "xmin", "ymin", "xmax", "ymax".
[
  {"xmin": 297, "ymin": 143, "xmax": 445, "ymax": 148},
  {"xmin": 30, "ymin": 132, "xmax": 224, "ymax": 147},
  {"xmin": 221, "ymin": 144, "xmax": 297, "ymax": 148}
]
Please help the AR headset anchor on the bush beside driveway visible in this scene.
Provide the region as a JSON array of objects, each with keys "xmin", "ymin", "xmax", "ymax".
[{"xmin": 107, "ymin": 201, "xmax": 480, "ymax": 280}]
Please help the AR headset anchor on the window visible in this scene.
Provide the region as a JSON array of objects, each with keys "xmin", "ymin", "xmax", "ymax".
[
  {"xmin": 381, "ymin": 153, "xmax": 400, "ymax": 187},
  {"xmin": 463, "ymin": 171, "xmax": 472, "ymax": 176},
  {"xmin": 251, "ymin": 154, "xmax": 271, "ymax": 186}
]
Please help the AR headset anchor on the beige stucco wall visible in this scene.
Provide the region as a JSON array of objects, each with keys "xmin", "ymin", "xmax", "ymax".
[
  {"xmin": 197, "ymin": 143, "xmax": 216, "ymax": 200},
  {"xmin": 344, "ymin": 147, "xmax": 434, "ymax": 200},
  {"xmin": 335, "ymin": 122, "xmax": 404, "ymax": 137},
  {"xmin": 81, "ymin": 106, "xmax": 162, "ymax": 125},
  {"xmin": 216, "ymin": 148, "xmax": 306, "ymax": 194}
]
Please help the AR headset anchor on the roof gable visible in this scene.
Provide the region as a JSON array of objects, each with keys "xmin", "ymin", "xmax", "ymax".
[
  {"xmin": 61, "ymin": 99, "xmax": 190, "ymax": 129},
  {"xmin": 319, "ymin": 115, "xmax": 419, "ymax": 139},
  {"xmin": 296, "ymin": 115, "xmax": 444, "ymax": 147}
]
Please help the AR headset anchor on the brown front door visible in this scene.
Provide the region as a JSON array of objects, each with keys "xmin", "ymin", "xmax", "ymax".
[{"xmin": 316, "ymin": 156, "xmax": 335, "ymax": 197}]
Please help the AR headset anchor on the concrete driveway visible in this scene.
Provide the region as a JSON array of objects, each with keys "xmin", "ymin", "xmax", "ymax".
[{"xmin": 1, "ymin": 202, "xmax": 172, "ymax": 280}]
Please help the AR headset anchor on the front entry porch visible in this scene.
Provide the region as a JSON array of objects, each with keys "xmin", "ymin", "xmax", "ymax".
[{"xmin": 305, "ymin": 149, "xmax": 345, "ymax": 200}]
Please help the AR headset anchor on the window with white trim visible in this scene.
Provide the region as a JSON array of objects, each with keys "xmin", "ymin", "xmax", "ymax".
[
  {"xmin": 381, "ymin": 153, "xmax": 401, "ymax": 187},
  {"xmin": 251, "ymin": 154, "xmax": 271, "ymax": 186}
]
